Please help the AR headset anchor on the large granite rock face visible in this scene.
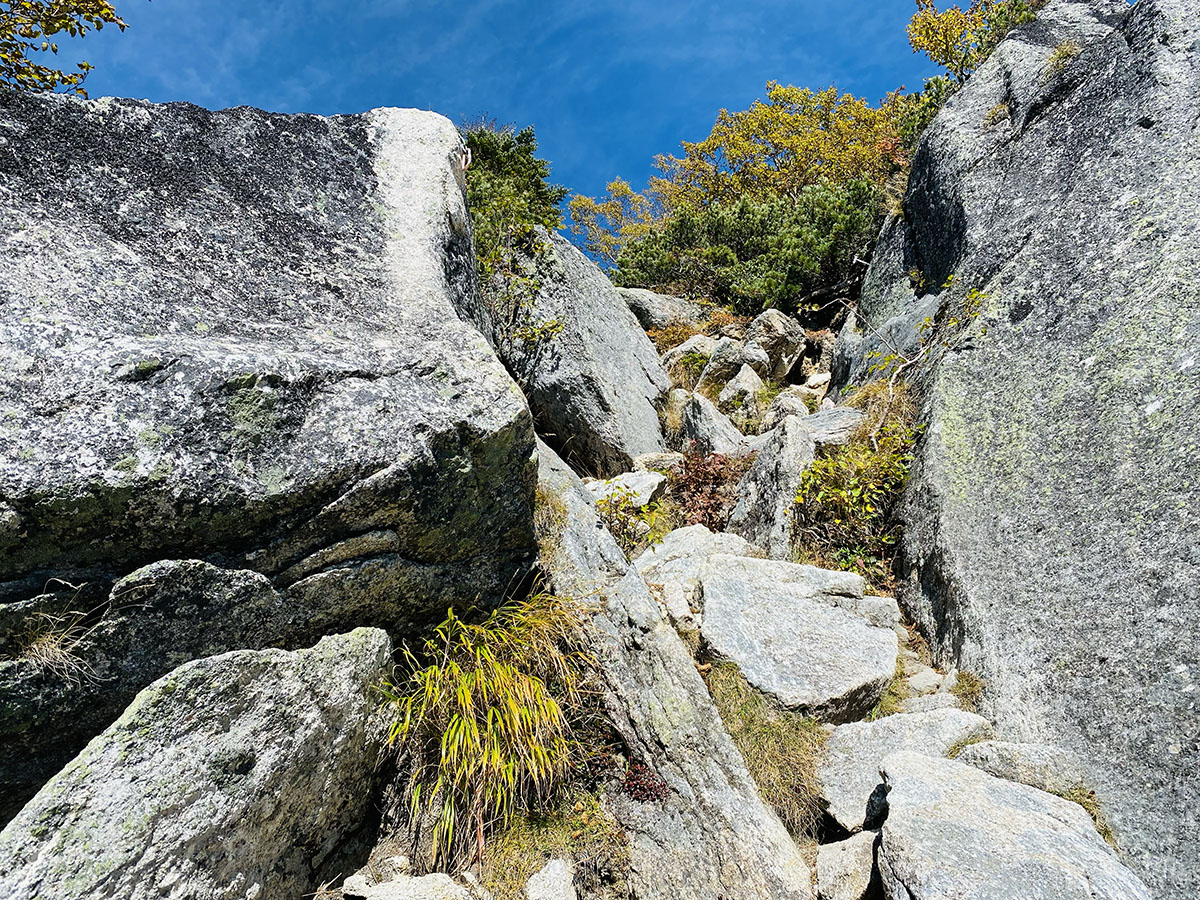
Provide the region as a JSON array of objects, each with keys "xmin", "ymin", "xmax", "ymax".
[
  {"xmin": 0, "ymin": 93, "xmax": 536, "ymax": 607},
  {"xmin": 698, "ymin": 556, "xmax": 897, "ymax": 722},
  {"xmin": 593, "ymin": 568, "xmax": 814, "ymax": 900},
  {"xmin": 834, "ymin": 1, "xmax": 1200, "ymax": 891},
  {"xmin": 458, "ymin": 230, "xmax": 669, "ymax": 477},
  {"xmin": 0, "ymin": 629, "xmax": 392, "ymax": 900},
  {"xmin": 877, "ymin": 752, "xmax": 1153, "ymax": 900},
  {"xmin": 0, "ymin": 94, "xmax": 539, "ymax": 819}
]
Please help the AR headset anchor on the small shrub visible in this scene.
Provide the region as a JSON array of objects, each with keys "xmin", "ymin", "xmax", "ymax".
[
  {"xmin": 792, "ymin": 382, "xmax": 918, "ymax": 591},
  {"xmin": 594, "ymin": 487, "xmax": 678, "ymax": 557},
  {"xmin": 622, "ymin": 760, "xmax": 670, "ymax": 802},
  {"xmin": 668, "ymin": 349, "xmax": 710, "ymax": 390},
  {"xmin": 647, "ymin": 320, "xmax": 701, "ymax": 353},
  {"xmin": 704, "ymin": 307, "xmax": 749, "ymax": 334},
  {"xmin": 380, "ymin": 592, "xmax": 593, "ymax": 870},
  {"xmin": 664, "ymin": 450, "xmax": 753, "ymax": 532},
  {"xmin": 481, "ymin": 792, "xmax": 630, "ymax": 900},
  {"xmin": 1043, "ymin": 39, "xmax": 1082, "ymax": 81},
  {"xmin": 707, "ymin": 663, "xmax": 826, "ymax": 838},
  {"xmin": 950, "ymin": 670, "xmax": 986, "ymax": 713}
]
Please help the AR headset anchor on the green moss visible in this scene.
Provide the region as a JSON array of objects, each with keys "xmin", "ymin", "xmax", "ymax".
[{"xmin": 227, "ymin": 388, "xmax": 279, "ymax": 446}]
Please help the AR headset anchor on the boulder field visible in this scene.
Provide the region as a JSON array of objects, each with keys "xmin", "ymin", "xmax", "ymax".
[{"xmin": 0, "ymin": 0, "xmax": 1194, "ymax": 897}]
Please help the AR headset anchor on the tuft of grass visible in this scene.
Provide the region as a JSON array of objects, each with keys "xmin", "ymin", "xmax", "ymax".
[
  {"xmin": 984, "ymin": 102, "xmax": 1010, "ymax": 127},
  {"xmin": 11, "ymin": 607, "xmax": 104, "ymax": 686},
  {"xmin": 534, "ymin": 484, "xmax": 569, "ymax": 562},
  {"xmin": 1058, "ymin": 785, "xmax": 1116, "ymax": 848},
  {"xmin": 706, "ymin": 663, "xmax": 827, "ymax": 839},
  {"xmin": 481, "ymin": 792, "xmax": 629, "ymax": 900},
  {"xmin": 647, "ymin": 320, "xmax": 701, "ymax": 354},
  {"xmin": 1043, "ymin": 39, "xmax": 1082, "ymax": 81},
  {"xmin": 950, "ymin": 670, "xmax": 986, "ymax": 713},
  {"xmin": 659, "ymin": 391, "xmax": 687, "ymax": 447},
  {"xmin": 867, "ymin": 661, "xmax": 908, "ymax": 721},
  {"xmin": 945, "ymin": 734, "xmax": 987, "ymax": 759},
  {"xmin": 380, "ymin": 592, "xmax": 595, "ymax": 871}
]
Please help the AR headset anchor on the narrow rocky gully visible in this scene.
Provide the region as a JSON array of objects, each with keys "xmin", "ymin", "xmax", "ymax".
[{"xmin": 0, "ymin": 1, "xmax": 1196, "ymax": 899}]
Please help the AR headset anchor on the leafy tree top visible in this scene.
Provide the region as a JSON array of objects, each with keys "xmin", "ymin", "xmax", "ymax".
[{"xmin": 0, "ymin": 1, "xmax": 127, "ymax": 96}]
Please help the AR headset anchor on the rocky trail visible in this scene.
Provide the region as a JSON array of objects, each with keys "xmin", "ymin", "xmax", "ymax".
[{"xmin": 0, "ymin": 1, "xmax": 1196, "ymax": 898}]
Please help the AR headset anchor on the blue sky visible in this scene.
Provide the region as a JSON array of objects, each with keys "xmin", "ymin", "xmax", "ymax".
[{"xmin": 74, "ymin": 0, "xmax": 939, "ymax": 205}]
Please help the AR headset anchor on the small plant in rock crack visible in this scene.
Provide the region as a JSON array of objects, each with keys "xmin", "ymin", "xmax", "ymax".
[
  {"xmin": 595, "ymin": 486, "xmax": 654, "ymax": 556},
  {"xmin": 664, "ymin": 449, "xmax": 754, "ymax": 532},
  {"xmin": 792, "ymin": 381, "xmax": 918, "ymax": 592},
  {"xmin": 9, "ymin": 591, "xmax": 109, "ymax": 687},
  {"xmin": 1043, "ymin": 39, "xmax": 1082, "ymax": 82},
  {"xmin": 379, "ymin": 591, "xmax": 597, "ymax": 872},
  {"xmin": 621, "ymin": 760, "xmax": 670, "ymax": 802}
]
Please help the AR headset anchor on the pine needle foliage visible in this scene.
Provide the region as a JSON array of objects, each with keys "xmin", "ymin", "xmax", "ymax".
[{"xmin": 381, "ymin": 592, "xmax": 593, "ymax": 871}]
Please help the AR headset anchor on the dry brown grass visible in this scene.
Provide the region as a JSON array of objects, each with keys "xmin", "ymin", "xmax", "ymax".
[
  {"xmin": 706, "ymin": 663, "xmax": 826, "ymax": 839},
  {"xmin": 12, "ymin": 607, "xmax": 104, "ymax": 686},
  {"xmin": 481, "ymin": 792, "xmax": 629, "ymax": 900}
]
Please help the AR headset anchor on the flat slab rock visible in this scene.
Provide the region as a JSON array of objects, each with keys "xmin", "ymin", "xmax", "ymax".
[
  {"xmin": 535, "ymin": 439, "xmax": 626, "ymax": 600},
  {"xmin": 878, "ymin": 751, "xmax": 1152, "ymax": 900},
  {"xmin": 698, "ymin": 555, "xmax": 897, "ymax": 722},
  {"xmin": 633, "ymin": 524, "xmax": 756, "ymax": 627},
  {"xmin": 818, "ymin": 708, "xmax": 992, "ymax": 832},
  {"xmin": 0, "ymin": 629, "xmax": 392, "ymax": 900},
  {"xmin": 955, "ymin": 740, "xmax": 1088, "ymax": 797}
]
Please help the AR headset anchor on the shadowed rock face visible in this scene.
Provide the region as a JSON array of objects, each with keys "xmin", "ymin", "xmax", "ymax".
[
  {"xmin": 0, "ymin": 95, "xmax": 538, "ymax": 819},
  {"xmin": 0, "ymin": 629, "xmax": 393, "ymax": 900},
  {"xmin": 835, "ymin": 1, "xmax": 1200, "ymax": 893}
]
